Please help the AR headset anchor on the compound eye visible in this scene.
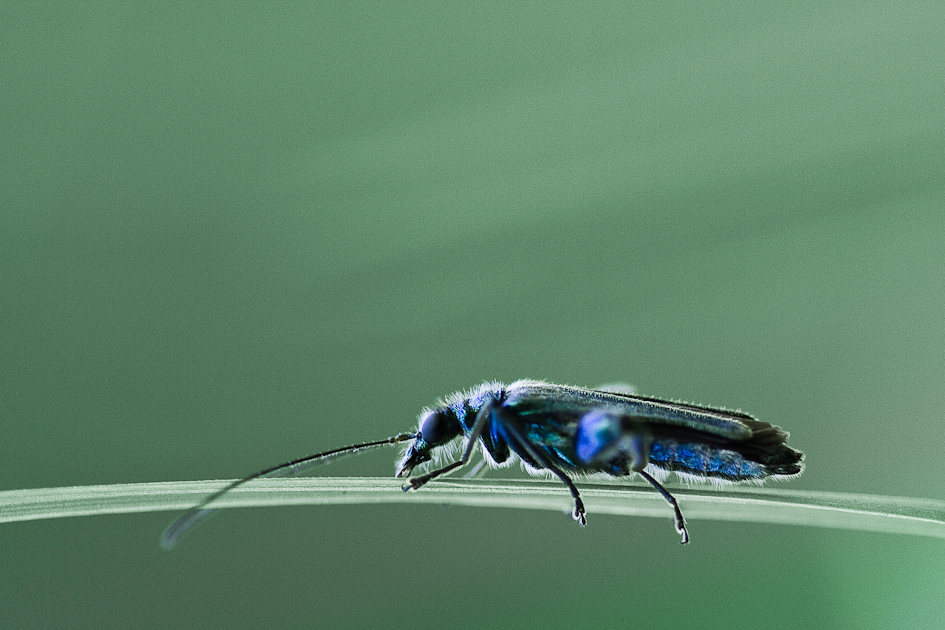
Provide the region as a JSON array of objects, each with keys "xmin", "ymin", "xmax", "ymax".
[{"xmin": 419, "ymin": 410, "xmax": 451, "ymax": 445}]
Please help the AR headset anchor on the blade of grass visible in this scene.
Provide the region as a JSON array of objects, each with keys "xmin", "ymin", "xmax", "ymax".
[{"xmin": 1, "ymin": 477, "xmax": 943, "ymax": 542}]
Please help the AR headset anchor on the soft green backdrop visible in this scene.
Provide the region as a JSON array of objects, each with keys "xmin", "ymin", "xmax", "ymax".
[{"xmin": 2, "ymin": 3, "xmax": 943, "ymax": 628}]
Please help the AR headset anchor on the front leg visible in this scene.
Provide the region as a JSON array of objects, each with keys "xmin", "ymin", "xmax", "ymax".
[{"xmin": 403, "ymin": 399, "xmax": 494, "ymax": 491}]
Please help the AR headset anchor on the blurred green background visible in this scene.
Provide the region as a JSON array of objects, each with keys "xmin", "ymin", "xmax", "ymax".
[{"xmin": 2, "ymin": 2, "xmax": 944, "ymax": 628}]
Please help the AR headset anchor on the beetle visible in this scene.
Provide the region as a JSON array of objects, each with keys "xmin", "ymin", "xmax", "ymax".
[{"xmin": 161, "ymin": 379, "xmax": 804, "ymax": 548}]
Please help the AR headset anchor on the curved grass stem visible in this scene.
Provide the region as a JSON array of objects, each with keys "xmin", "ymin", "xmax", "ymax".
[{"xmin": 1, "ymin": 477, "xmax": 943, "ymax": 543}]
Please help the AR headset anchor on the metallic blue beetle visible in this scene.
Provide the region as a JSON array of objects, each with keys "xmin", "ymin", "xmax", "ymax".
[{"xmin": 162, "ymin": 380, "xmax": 804, "ymax": 548}]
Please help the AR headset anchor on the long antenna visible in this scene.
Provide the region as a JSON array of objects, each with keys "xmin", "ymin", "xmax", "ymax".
[{"xmin": 160, "ymin": 432, "xmax": 417, "ymax": 550}]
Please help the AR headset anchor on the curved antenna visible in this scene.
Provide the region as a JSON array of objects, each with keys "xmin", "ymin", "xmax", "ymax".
[{"xmin": 160, "ymin": 432, "xmax": 417, "ymax": 550}]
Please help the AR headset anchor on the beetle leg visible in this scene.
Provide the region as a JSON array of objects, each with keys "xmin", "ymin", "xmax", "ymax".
[
  {"xmin": 404, "ymin": 399, "xmax": 494, "ymax": 491},
  {"xmin": 639, "ymin": 469, "xmax": 689, "ymax": 544}
]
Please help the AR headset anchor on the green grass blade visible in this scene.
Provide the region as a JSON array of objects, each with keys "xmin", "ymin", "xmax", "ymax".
[{"xmin": 1, "ymin": 477, "xmax": 943, "ymax": 542}]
